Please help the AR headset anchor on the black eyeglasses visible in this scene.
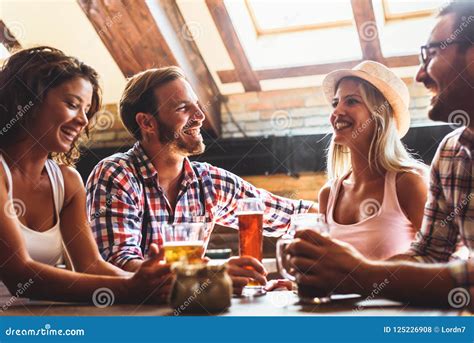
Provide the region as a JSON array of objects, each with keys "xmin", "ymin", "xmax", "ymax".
[{"xmin": 420, "ymin": 40, "xmax": 472, "ymax": 66}]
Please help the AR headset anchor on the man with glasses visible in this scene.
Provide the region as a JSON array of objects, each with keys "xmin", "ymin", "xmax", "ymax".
[{"xmin": 287, "ymin": 1, "xmax": 473, "ymax": 308}]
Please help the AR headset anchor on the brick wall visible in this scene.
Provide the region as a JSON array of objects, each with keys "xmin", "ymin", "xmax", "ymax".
[
  {"xmin": 84, "ymin": 103, "xmax": 134, "ymax": 149},
  {"xmin": 86, "ymin": 80, "xmax": 431, "ymax": 147},
  {"xmin": 221, "ymin": 80, "xmax": 432, "ymax": 138}
]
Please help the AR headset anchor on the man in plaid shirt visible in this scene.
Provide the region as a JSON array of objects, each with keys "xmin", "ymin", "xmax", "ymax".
[
  {"xmin": 86, "ymin": 67, "xmax": 315, "ymax": 295},
  {"xmin": 287, "ymin": 1, "xmax": 473, "ymax": 309}
]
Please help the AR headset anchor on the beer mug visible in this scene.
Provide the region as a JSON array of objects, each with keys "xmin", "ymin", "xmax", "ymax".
[
  {"xmin": 276, "ymin": 213, "xmax": 331, "ymax": 304},
  {"xmin": 236, "ymin": 198, "xmax": 265, "ymax": 296},
  {"xmin": 160, "ymin": 223, "xmax": 206, "ymax": 264}
]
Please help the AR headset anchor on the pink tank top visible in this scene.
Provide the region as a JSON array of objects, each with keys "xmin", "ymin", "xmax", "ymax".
[{"xmin": 327, "ymin": 171, "xmax": 416, "ymax": 260}]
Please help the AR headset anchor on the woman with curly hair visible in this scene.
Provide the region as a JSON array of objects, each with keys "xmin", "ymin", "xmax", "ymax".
[{"xmin": 0, "ymin": 46, "xmax": 171, "ymax": 303}]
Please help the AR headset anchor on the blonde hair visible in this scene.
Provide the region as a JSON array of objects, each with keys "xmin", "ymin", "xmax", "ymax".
[
  {"xmin": 119, "ymin": 66, "xmax": 186, "ymax": 140},
  {"xmin": 327, "ymin": 77, "xmax": 427, "ymax": 180}
]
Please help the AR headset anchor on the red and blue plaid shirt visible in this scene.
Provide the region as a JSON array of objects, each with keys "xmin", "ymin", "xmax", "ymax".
[
  {"xmin": 86, "ymin": 142, "xmax": 313, "ymax": 267},
  {"xmin": 407, "ymin": 127, "xmax": 473, "ymax": 308}
]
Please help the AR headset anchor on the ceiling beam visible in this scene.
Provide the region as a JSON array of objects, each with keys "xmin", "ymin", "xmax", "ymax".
[
  {"xmin": 206, "ymin": 0, "xmax": 261, "ymax": 92},
  {"xmin": 351, "ymin": 0, "xmax": 384, "ymax": 62},
  {"xmin": 78, "ymin": 0, "xmax": 220, "ymax": 136},
  {"xmin": 0, "ymin": 20, "xmax": 22, "ymax": 52},
  {"xmin": 217, "ymin": 54, "xmax": 420, "ymax": 83}
]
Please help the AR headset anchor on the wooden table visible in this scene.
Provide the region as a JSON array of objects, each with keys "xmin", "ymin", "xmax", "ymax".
[{"xmin": 0, "ymin": 291, "xmax": 461, "ymax": 316}]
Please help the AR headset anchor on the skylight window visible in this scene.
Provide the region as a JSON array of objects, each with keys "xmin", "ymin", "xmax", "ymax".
[
  {"xmin": 383, "ymin": 0, "xmax": 447, "ymax": 21},
  {"xmin": 246, "ymin": 0, "xmax": 353, "ymax": 35}
]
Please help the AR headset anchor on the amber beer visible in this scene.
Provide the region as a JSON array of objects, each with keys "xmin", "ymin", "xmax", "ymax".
[
  {"xmin": 162, "ymin": 241, "xmax": 205, "ymax": 264},
  {"xmin": 159, "ymin": 223, "xmax": 206, "ymax": 264},
  {"xmin": 237, "ymin": 198, "xmax": 265, "ymax": 290}
]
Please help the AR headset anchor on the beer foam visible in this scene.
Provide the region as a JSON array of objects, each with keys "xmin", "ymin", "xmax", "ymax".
[{"xmin": 162, "ymin": 241, "xmax": 204, "ymax": 247}]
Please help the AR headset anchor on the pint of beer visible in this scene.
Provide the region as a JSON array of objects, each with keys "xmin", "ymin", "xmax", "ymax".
[
  {"xmin": 159, "ymin": 223, "xmax": 206, "ymax": 264},
  {"xmin": 237, "ymin": 198, "xmax": 265, "ymax": 290},
  {"xmin": 162, "ymin": 241, "xmax": 205, "ymax": 264}
]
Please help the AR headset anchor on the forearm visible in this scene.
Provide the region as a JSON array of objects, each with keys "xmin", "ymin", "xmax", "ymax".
[
  {"xmin": 85, "ymin": 259, "xmax": 134, "ymax": 277},
  {"xmin": 386, "ymin": 253, "xmax": 418, "ymax": 262},
  {"xmin": 360, "ymin": 261, "xmax": 455, "ymax": 307},
  {"xmin": 122, "ymin": 258, "xmax": 143, "ymax": 272},
  {"xmin": 3, "ymin": 260, "xmax": 131, "ymax": 303}
]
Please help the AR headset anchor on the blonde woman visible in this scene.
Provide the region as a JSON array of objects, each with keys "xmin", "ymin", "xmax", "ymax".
[{"xmin": 318, "ymin": 61, "xmax": 428, "ymax": 260}]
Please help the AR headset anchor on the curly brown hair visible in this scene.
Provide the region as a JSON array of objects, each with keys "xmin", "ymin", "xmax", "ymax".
[{"xmin": 0, "ymin": 46, "xmax": 102, "ymax": 166}]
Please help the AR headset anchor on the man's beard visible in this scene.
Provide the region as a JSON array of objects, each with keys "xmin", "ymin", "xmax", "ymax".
[
  {"xmin": 429, "ymin": 60, "xmax": 473, "ymax": 127},
  {"xmin": 157, "ymin": 118, "xmax": 205, "ymax": 156}
]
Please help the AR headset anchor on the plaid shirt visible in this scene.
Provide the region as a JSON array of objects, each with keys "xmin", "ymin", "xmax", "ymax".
[
  {"xmin": 407, "ymin": 127, "xmax": 473, "ymax": 307},
  {"xmin": 86, "ymin": 142, "xmax": 313, "ymax": 268}
]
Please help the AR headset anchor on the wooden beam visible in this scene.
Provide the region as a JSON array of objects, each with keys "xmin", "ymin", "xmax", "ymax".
[
  {"xmin": 0, "ymin": 20, "xmax": 22, "ymax": 52},
  {"xmin": 78, "ymin": 0, "xmax": 220, "ymax": 136},
  {"xmin": 351, "ymin": 0, "xmax": 384, "ymax": 62},
  {"xmin": 77, "ymin": 0, "xmax": 143, "ymax": 77},
  {"xmin": 206, "ymin": 0, "xmax": 261, "ymax": 92},
  {"xmin": 146, "ymin": 0, "xmax": 221, "ymax": 136},
  {"xmin": 217, "ymin": 54, "xmax": 420, "ymax": 83}
]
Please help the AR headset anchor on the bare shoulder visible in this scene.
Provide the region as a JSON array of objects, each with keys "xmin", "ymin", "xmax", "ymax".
[
  {"xmin": 396, "ymin": 170, "xmax": 428, "ymax": 211},
  {"xmin": 318, "ymin": 183, "xmax": 331, "ymax": 214},
  {"xmin": 58, "ymin": 165, "xmax": 85, "ymax": 205},
  {"xmin": 396, "ymin": 170, "xmax": 428, "ymax": 195}
]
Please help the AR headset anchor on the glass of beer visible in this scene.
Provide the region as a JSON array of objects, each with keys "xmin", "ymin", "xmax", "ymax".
[
  {"xmin": 160, "ymin": 223, "xmax": 206, "ymax": 264},
  {"xmin": 276, "ymin": 213, "xmax": 331, "ymax": 304},
  {"xmin": 236, "ymin": 198, "xmax": 265, "ymax": 296}
]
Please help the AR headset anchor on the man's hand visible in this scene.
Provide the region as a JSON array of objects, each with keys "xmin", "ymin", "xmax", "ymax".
[
  {"xmin": 127, "ymin": 244, "xmax": 173, "ymax": 304},
  {"xmin": 227, "ymin": 256, "xmax": 268, "ymax": 295},
  {"xmin": 287, "ymin": 229, "xmax": 370, "ymax": 295}
]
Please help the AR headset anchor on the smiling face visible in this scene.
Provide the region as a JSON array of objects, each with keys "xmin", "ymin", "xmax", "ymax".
[
  {"xmin": 330, "ymin": 78, "xmax": 376, "ymax": 152},
  {"xmin": 153, "ymin": 78, "xmax": 205, "ymax": 156},
  {"xmin": 27, "ymin": 77, "xmax": 92, "ymax": 153},
  {"xmin": 416, "ymin": 13, "xmax": 474, "ymax": 126}
]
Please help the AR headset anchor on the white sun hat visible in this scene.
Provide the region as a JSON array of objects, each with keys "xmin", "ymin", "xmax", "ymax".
[{"xmin": 322, "ymin": 60, "xmax": 411, "ymax": 137}]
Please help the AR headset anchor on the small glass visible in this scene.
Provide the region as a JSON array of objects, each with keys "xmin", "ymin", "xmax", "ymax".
[
  {"xmin": 159, "ymin": 223, "xmax": 206, "ymax": 264},
  {"xmin": 276, "ymin": 213, "xmax": 331, "ymax": 304},
  {"xmin": 236, "ymin": 198, "xmax": 265, "ymax": 296}
]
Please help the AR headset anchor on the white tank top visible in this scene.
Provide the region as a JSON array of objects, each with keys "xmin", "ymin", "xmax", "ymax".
[{"xmin": 0, "ymin": 155, "xmax": 65, "ymax": 265}]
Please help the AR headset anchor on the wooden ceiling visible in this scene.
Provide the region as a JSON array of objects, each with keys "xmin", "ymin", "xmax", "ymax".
[
  {"xmin": 78, "ymin": 0, "xmax": 222, "ymax": 136},
  {"xmin": 1, "ymin": 0, "xmax": 427, "ymax": 138}
]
